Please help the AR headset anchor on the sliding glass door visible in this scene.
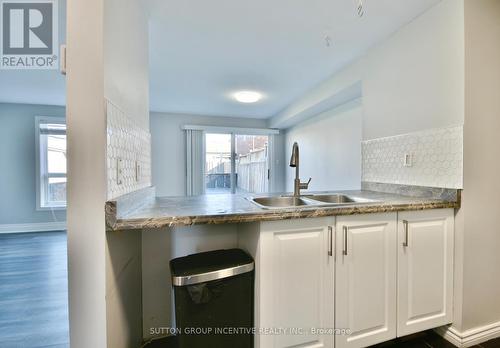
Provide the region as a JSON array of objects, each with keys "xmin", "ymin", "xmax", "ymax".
[
  {"xmin": 235, "ymin": 134, "xmax": 269, "ymax": 194},
  {"xmin": 205, "ymin": 133, "xmax": 232, "ymax": 194},
  {"xmin": 205, "ymin": 133, "xmax": 269, "ymax": 194}
]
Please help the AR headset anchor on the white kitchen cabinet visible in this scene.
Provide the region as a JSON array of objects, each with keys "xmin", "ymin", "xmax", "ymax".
[
  {"xmin": 335, "ymin": 213, "xmax": 398, "ymax": 348},
  {"xmin": 238, "ymin": 209, "xmax": 455, "ymax": 348},
  {"xmin": 240, "ymin": 217, "xmax": 335, "ymax": 348},
  {"xmin": 397, "ymin": 209, "xmax": 454, "ymax": 336}
]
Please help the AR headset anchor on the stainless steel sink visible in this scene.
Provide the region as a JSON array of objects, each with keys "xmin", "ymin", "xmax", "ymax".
[
  {"xmin": 249, "ymin": 194, "xmax": 379, "ymax": 209},
  {"xmin": 251, "ymin": 196, "xmax": 316, "ymax": 209},
  {"xmin": 308, "ymin": 194, "xmax": 377, "ymax": 204}
]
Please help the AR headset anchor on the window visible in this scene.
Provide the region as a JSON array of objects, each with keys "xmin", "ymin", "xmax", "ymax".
[
  {"xmin": 36, "ymin": 117, "xmax": 67, "ymax": 209},
  {"xmin": 204, "ymin": 133, "xmax": 269, "ymax": 194}
]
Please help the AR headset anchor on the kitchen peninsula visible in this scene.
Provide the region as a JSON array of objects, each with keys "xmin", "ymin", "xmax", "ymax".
[{"xmin": 106, "ymin": 182, "xmax": 459, "ymax": 348}]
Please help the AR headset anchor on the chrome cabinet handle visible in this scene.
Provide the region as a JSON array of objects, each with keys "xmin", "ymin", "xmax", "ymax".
[
  {"xmin": 328, "ymin": 226, "xmax": 333, "ymax": 256},
  {"xmin": 402, "ymin": 220, "xmax": 409, "ymax": 247},
  {"xmin": 343, "ymin": 226, "xmax": 348, "ymax": 255}
]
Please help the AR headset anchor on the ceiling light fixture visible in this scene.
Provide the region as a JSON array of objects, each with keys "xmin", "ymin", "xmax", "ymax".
[{"xmin": 233, "ymin": 90, "xmax": 263, "ymax": 103}]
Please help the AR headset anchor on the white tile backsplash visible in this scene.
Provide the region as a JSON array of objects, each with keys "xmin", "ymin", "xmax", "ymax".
[
  {"xmin": 106, "ymin": 99, "xmax": 151, "ymax": 199},
  {"xmin": 362, "ymin": 126, "xmax": 463, "ymax": 189}
]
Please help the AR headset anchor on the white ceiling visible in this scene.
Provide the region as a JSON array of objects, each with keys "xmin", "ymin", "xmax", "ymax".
[
  {"xmin": 0, "ymin": 0, "xmax": 442, "ymax": 116},
  {"xmin": 0, "ymin": 70, "xmax": 66, "ymax": 106},
  {"xmin": 148, "ymin": 0, "xmax": 442, "ymax": 118}
]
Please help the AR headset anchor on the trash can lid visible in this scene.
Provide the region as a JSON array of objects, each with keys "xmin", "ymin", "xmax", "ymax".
[{"xmin": 170, "ymin": 248, "xmax": 254, "ymax": 286}]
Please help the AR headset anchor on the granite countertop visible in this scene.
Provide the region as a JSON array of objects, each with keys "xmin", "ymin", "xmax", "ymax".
[{"xmin": 105, "ymin": 183, "xmax": 460, "ymax": 231}]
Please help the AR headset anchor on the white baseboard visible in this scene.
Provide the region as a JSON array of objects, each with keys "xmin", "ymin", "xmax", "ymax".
[
  {"xmin": 0, "ymin": 221, "xmax": 67, "ymax": 233},
  {"xmin": 435, "ymin": 321, "xmax": 500, "ymax": 347}
]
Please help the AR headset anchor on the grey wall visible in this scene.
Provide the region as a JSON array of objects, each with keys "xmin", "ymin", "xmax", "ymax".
[
  {"xmin": 150, "ymin": 112, "xmax": 280, "ymax": 196},
  {"xmin": 284, "ymin": 100, "xmax": 362, "ymax": 192},
  {"xmin": 0, "ymin": 103, "xmax": 66, "ymax": 225}
]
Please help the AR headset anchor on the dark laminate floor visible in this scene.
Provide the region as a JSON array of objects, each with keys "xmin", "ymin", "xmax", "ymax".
[
  {"xmin": 142, "ymin": 331, "xmax": 500, "ymax": 348},
  {"xmin": 371, "ymin": 330, "xmax": 500, "ymax": 348},
  {"xmin": 3, "ymin": 232, "xmax": 497, "ymax": 348},
  {"xmin": 0, "ymin": 231, "xmax": 69, "ymax": 348},
  {"xmin": 142, "ymin": 335, "xmax": 178, "ymax": 348}
]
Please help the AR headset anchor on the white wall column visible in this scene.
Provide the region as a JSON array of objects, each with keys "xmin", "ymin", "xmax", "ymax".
[{"xmin": 66, "ymin": 0, "xmax": 107, "ymax": 346}]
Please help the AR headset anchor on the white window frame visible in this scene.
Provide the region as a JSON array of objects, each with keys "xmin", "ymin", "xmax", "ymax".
[{"xmin": 35, "ymin": 116, "xmax": 67, "ymax": 210}]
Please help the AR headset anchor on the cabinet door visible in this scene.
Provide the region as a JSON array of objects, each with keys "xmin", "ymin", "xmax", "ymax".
[
  {"xmin": 335, "ymin": 213, "xmax": 397, "ymax": 348},
  {"xmin": 397, "ymin": 209, "xmax": 454, "ymax": 336},
  {"xmin": 260, "ymin": 218, "xmax": 334, "ymax": 348}
]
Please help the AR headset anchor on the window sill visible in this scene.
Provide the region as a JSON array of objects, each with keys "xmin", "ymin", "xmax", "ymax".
[{"xmin": 36, "ymin": 206, "xmax": 67, "ymax": 211}]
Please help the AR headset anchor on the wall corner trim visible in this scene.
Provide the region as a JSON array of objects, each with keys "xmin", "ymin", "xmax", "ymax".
[
  {"xmin": 0, "ymin": 222, "xmax": 67, "ymax": 233},
  {"xmin": 435, "ymin": 321, "xmax": 500, "ymax": 348}
]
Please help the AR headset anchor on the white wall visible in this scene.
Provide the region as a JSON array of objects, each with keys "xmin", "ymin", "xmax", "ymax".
[
  {"xmin": 66, "ymin": 0, "xmax": 107, "ymax": 346},
  {"xmin": 104, "ymin": 0, "xmax": 149, "ymax": 130},
  {"xmin": 459, "ymin": 0, "xmax": 500, "ymax": 333},
  {"xmin": 361, "ymin": 0, "xmax": 464, "ymax": 140},
  {"xmin": 151, "ymin": 112, "xmax": 273, "ymax": 196},
  {"xmin": 270, "ymin": 0, "xmax": 465, "ymax": 140},
  {"xmin": 284, "ymin": 100, "xmax": 362, "ymax": 192},
  {"xmin": 103, "ymin": 0, "xmax": 149, "ymax": 347}
]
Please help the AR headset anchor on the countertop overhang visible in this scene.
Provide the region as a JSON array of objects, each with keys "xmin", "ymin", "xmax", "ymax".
[{"xmin": 105, "ymin": 184, "xmax": 461, "ymax": 231}]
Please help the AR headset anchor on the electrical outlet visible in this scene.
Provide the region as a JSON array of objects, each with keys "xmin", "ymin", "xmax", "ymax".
[
  {"xmin": 117, "ymin": 158, "xmax": 123, "ymax": 185},
  {"xmin": 60, "ymin": 45, "xmax": 67, "ymax": 75},
  {"xmin": 403, "ymin": 153, "xmax": 413, "ymax": 167}
]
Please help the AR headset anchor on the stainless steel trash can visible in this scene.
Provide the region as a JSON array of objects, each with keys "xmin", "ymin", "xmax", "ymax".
[{"xmin": 170, "ymin": 248, "xmax": 254, "ymax": 348}]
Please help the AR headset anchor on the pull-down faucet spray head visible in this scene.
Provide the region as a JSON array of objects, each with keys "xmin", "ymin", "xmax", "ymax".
[
  {"xmin": 289, "ymin": 142, "xmax": 311, "ymax": 196},
  {"xmin": 289, "ymin": 142, "xmax": 299, "ymax": 167}
]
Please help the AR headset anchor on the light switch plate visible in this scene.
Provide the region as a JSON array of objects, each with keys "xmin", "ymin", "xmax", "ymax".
[
  {"xmin": 117, "ymin": 158, "xmax": 123, "ymax": 185},
  {"xmin": 403, "ymin": 153, "xmax": 413, "ymax": 167},
  {"xmin": 60, "ymin": 45, "xmax": 67, "ymax": 75},
  {"xmin": 135, "ymin": 161, "xmax": 141, "ymax": 182}
]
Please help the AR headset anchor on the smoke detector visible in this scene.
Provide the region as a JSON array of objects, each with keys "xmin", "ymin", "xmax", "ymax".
[
  {"xmin": 324, "ymin": 35, "xmax": 333, "ymax": 47},
  {"xmin": 355, "ymin": 0, "xmax": 364, "ymax": 17}
]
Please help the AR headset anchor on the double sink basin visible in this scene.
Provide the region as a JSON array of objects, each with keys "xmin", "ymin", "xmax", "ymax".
[{"xmin": 249, "ymin": 194, "xmax": 379, "ymax": 209}]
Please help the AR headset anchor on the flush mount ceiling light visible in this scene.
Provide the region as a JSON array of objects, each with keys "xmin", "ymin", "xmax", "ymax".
[{"xmin": 233, "ymin": 91, "xmax": 263, "ymax": 103}]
